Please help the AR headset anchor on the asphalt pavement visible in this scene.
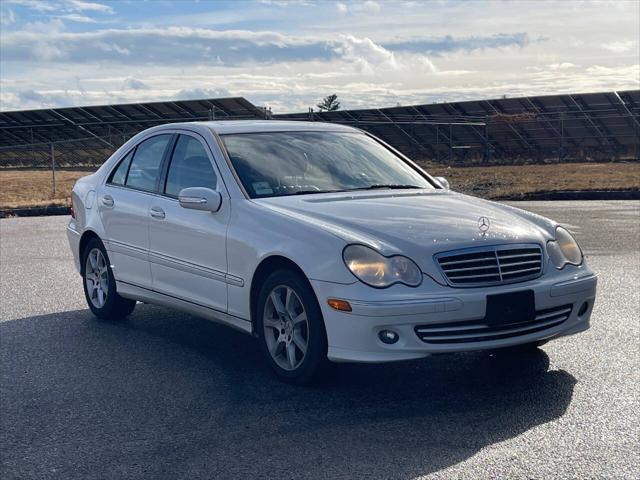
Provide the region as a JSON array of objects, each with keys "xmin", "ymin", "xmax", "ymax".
[{"xmin": 1, "ymin": 200, "xmax": 639, "ymax": 479}]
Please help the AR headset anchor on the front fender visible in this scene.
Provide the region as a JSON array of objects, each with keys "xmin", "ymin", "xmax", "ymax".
[{"xmin": 225, "ymin": 199, "xmax": 355, "ymax": 319}]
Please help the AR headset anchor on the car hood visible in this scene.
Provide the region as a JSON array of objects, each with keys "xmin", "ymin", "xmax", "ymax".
[{"xmin": 255, "ymin": 190, "xmax": 555, "ymax": 278}]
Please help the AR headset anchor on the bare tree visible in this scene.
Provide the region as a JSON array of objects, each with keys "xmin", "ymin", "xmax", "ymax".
[{"xmin": 317, "ymin": 94, "xmax": 341, "ymax": 112}]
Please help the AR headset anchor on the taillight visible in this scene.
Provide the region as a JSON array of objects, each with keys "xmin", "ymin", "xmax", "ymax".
[{"xmin": 67, "ymin": 196, "xmax": 75, "ymax": 219}]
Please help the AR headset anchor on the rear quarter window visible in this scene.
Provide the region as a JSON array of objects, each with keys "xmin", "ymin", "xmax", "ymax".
[{"xmin": 108, "ymin": 149, "xmax": 134, "ymax": 185}]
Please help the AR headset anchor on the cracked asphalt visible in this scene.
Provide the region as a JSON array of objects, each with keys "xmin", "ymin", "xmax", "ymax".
[{"xmin": 1, "ymin": 200, "xmax": 638, "ymax": 479}]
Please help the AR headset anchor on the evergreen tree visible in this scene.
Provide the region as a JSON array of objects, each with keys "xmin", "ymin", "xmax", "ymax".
[{"xmin": 317, "ymin": 94, "xmax": 341, "ymax": 112}]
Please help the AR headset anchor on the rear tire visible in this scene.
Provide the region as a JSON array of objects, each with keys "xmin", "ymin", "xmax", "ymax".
[
  {"xmin": 81, "ymin": 237, "xmax": 136, "ymax": 320},
  {"xmin": 256, "ymin": 269, "xmax": 327, "ymax": 385}
]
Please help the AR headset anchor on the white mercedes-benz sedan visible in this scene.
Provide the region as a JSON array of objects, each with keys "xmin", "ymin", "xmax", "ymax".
[{"xmin": 67, "ymin": 120, "xmax": 597, "ymax": 383}]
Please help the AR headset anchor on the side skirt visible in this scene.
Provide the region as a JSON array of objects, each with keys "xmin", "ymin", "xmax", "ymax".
[{"xmin": 116, "ymin": 280, "xmax": 253, "ymax": 335}]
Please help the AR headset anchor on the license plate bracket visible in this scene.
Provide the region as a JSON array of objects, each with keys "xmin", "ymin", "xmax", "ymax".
[{"xmin": 485, "ymin": 290, "xmax": 535, "ymax": 326}]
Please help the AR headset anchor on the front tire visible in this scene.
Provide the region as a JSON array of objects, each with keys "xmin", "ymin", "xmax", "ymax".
[
  {"xmin": 81, "ymin": 237, "xmax": 136, "ymax": 320},
  {"xmin": 256, "ymin": 269, "xmax": 327, "ymax": 385}
]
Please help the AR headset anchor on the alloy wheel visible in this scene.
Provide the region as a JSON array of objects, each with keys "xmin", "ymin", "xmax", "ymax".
[
  {"xmin": 262, "ymin": 285, "xmax": 309, "ymax": 371},
  {"xmin": 85, "ymin": 248, "xmax": 109, "ymax": 308}
]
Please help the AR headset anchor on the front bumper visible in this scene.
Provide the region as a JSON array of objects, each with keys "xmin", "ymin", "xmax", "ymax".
[{"xmin": 311, "ymin": 269, "xmax": 597, "ymax": 363}]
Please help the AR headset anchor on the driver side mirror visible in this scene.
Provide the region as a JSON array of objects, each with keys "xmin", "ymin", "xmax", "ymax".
[
  {"xmin": 434, "ymin": 176, "xmax": 450, "ymax": 190},
  {"xmin": 178, "ymin": 187, "xmax": 222, "ymax": 212}
]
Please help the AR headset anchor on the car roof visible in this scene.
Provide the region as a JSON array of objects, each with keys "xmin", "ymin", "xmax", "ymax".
[{"xmin": 162, "ymin": 120, "xmax": 360, "ymax": 135}]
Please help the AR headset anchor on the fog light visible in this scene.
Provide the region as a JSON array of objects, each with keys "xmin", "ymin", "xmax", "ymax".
[
  {"xmin": 378, "ymin": 330, "xmax": 399, "ymax": 344},
  {"xmin": 578, "ymin": 301, "xmax": 589, "ymax": 316}
]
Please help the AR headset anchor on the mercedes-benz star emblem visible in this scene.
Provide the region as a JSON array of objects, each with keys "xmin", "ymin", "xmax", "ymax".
[{"xmin": 478, "ymin": 216, "xmax": 490, "ymax": 233}]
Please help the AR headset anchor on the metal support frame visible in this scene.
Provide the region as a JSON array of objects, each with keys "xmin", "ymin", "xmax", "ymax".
[
  {"xmin": 408, "ymin": 106, "xmax": 446, "ymax": 159},
  {"xmin": 50, "ymin": 143, "xmax": 56, "ymax": 195},
  {"xmin": 482, "ymin": 100, "xmax": 535, "ymax": 150},
  {"xmin": 566, "ymin": 95, "xmax": 611, "ymax": 147},
  {"xmin": 374, "ymin": 109, "xmax": 429, "ymax": 154},
  {"xmin": 559, "ymin": 114, "xmax": 564, "ymax": 161},
  {"xmin": 48, "ymin": 109, "xmax": 114, "ymax": 148},
  {"xmin": 484, "ymin": 123, "xmax": 490, "ymax": 162},
  {"xmin": 612, "ymin": 91, "xmax": 640, "ymax": 129},
  {"xmin": 449, "ymin": 124, "xmax": 453, "ymax": 162}
]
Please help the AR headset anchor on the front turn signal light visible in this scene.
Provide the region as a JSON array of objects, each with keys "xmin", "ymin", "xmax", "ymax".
[{"xmin": 328, "ymin": 298, "xmax": 352, "ymax": 312}]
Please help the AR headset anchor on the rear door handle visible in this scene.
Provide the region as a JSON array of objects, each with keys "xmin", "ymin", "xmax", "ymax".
[
  {"xmin": 150, "ymin": 206, "xmax": 165, "ymax": 219},
  {"xmin": 102, "ymin": 195, "xmax": 114, "ymax": 207}
]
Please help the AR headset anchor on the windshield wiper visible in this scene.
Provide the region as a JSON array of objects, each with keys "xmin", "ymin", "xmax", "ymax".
[
  {"xmin": 352, "ymin": 184, "xmax": 424, "ymax": 191},
  {"xmin": 291, "ymin": 189, "xmax": 348, "ymax": 195},
  {"xmin": 289, "ymin": 185, "xmax": 422, "ymax": 196}
]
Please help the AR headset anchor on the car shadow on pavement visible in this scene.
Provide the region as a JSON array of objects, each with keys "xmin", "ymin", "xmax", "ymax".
[{"xmin": 1, "ymin": 304, "xmax": 576, "ymax": 480}]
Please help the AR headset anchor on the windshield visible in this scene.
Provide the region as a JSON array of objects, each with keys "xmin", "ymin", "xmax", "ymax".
[{"xmin": 220, "ymin": 131, "xmax": 435, "ymax": 198}]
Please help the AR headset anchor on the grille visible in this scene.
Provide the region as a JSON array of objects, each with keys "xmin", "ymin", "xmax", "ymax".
[
  {"xmin": 414, "ymin": 304, "xmax": 572, "ymax": 344},
  {"xmin": 435, "ymin": 244, "xmax": 543, "ymax": 287}
]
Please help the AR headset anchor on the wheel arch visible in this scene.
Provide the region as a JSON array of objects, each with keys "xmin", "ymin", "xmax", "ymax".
[
  {"xmin": 249, "ymin": 255, "xmax": 311, "ymax": 331},
  {"xmin": 79, "ymin": 229, "xmax": 101, "ymax": 265}
]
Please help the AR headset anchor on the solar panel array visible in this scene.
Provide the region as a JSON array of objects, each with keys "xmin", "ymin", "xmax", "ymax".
[
  {"xmin": 276, "ymin": 90, "xmax": 640, "ymax": 163},
  {"xmin": 0, "ymin": 97, "xmax": 266, "ymax": 167},
  {"xmin": 1, "ymin": 90, "xmax": 638, "ymax": 167}
]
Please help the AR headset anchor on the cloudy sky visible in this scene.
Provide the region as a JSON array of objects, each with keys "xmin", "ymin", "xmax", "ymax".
[{"xmin": 1, "ymin": 0, "xmax": 638, "ymax": 113}]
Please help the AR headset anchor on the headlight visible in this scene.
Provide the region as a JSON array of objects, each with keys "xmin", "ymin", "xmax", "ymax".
[
  {"xmin": 342, "ymin": 244, "xmax": 422, "ymax": 288},
  {"xmin": 547, "ymin": 227, "xmax": 583, "ymax": 269}
]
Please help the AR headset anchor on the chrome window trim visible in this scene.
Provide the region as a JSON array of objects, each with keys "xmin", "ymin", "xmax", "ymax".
[
  {"xmin": 103, "ymin": 183, "xmax": 179, "ymax": 202},
  {"xmin": 102, "ymin": 128, "xmax": 230, "ymax": 199}
]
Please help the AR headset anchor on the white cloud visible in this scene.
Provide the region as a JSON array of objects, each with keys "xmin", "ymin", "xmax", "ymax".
[
  {"xmin": 1, "ymin": 0, "xmax": 639, "ymax": 112},
  {"xmin": 32, "ymin": 42, "xmax": 65, "ymax": 61},
  {"xmin": 334, "ymin": 35, "xmax": 398, "ymax": 74},
  {"xmin": 57, "ymin": 13, "xmax": 95, "ymax": 23},
  {"xmin": 586, "ymin": 64, "xmax": 640, "ymax": 82},
  {"xmin": 122, "ymin": 77, "xmax": 149, "ymax": 90},
  {"xmin": 334, "ymin": 1, "xmax": 380, "ymax": 16},
  {"xmin": 3, "ymin": 0, "xmax": 58, "ymax": 13},
  {"xmin": 602, "ymin": 41, "xmax": 635, "ymax": 53},
  {"xmin": 548, "ymin": 62, "xmax": 579, "ymax": 70},
  {"xmin": 2, "ymin": 26, "xmax": 509, "ymax": 68},
  {"xmin": 3, "ymin": 0, "xmax": 113, "ymax": 16},
  {"xmin": 94, "ymin": 41, "xmax": 131, "ymax": 56},
  {"xmin": 0, "ymin": 8, "xmax": 16, "ymax": 25},
  {"xmin": 257, "ymin": 0, "xmax": 310, "ymax": 5},
  {"xmin": 22, "ymin": 17, "xmax": 65, "ymax": 32},
  {"xmin": 363, "ymin": 1, "xmax": 381, "ymax": 13},
  {"xmin": 175, "ymin": 87, "xmax": 232, "ymax": 100},
  {"xmin": 2, "ymin": 58, "xmax": 639, "ymax": 113},
  {"xmin": 67, "ymin": 0, "xmax": 113, "ymax": 13}
]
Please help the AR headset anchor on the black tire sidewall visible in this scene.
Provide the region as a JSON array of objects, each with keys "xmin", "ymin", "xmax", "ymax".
[
  {"xmin": 256, "ymin": 269, "xmax": 327, "ymax": 384},
  {"xmin": 81, "ymin": 238, "xmax": 124, "ymax": 319}
]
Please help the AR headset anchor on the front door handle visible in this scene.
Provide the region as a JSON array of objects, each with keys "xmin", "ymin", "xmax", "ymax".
[
  {"xmin": 102, "ymin": 195, "xmax": 114, "ymax": 207},
  {"xmin": 150, "ymin": 206, "xmax": 165, "ymax": 219}
]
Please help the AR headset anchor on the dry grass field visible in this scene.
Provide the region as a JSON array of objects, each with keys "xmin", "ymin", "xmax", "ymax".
[
  {"xmin": 1, "ymin": 163, "xmax": 638, "ymax": 211},
  {"xmin": 422, "ymin": 162, "xmax": 640, "ymax": 199},
  {"xmin": 0, "ymin": 169, "xmax": 92, "ymax": 210}
]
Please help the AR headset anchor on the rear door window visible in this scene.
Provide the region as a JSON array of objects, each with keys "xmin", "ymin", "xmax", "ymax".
[
  {"xmin": 164, "ymin": 135, "xmax": 217, "ymax": 197},
  {"xmin": 125, "ymin": 135, "xmax": 172, "ymax": 192}
]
